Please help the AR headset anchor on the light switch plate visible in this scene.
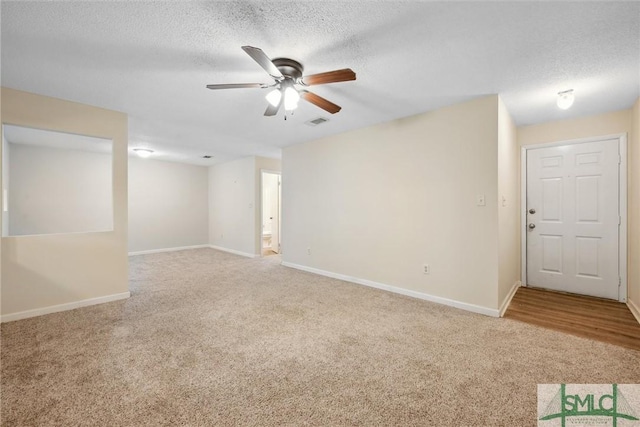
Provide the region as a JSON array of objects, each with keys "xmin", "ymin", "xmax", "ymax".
[{"xmin": 477, "ymin": 194, "xmax": 486, "ymax": 206}]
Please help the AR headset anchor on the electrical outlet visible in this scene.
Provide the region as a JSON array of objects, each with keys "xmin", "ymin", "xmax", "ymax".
[
  {"xmin": 307, "ymin": 247, "xmax": 311, "ymax": 255},
  {"xmin": 423, "ymin": 264, "xmax": 430, "ymax": 274}
]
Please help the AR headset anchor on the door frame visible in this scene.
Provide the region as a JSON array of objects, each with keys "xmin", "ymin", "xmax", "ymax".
[
  {"xmin": 520, "ymin": 133, "xmax": 628, "ymax": 302},
  {"xmin": 259, "ymin": 169, "xmax": 281, "ymax": 257}
]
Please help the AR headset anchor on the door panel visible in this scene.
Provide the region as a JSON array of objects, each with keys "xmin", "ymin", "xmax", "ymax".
[
  {"xmin": 540, "ymin": 234, "xmax": 563, "ymax": 273},
  {"xmin": 575, "ymin": 175, "xmax": 600, "ymax": 222},
  {"xmin": 541, "ymin": 178, "xmax": 562, "ymax": 221},
  {"xmin": 526, "ymin": 139, "xmax": 619, "ymax": 300},
  {"xmin": 575, "ymin": 236, "xmax": 600, "ymax": 277}
]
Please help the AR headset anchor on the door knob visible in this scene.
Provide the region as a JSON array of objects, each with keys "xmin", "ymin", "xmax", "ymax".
[
  {"xmin": 529, "ymin": 208, "xmax": 536, "ymax": 214},
  {"xmin": 528, "ymin": 223, "xmax": 536, "ymax": 229}
]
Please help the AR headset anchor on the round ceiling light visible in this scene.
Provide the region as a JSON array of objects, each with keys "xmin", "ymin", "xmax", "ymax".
[
  {"xmin": 133, "ymin": 148, "xmax": 154, "ymax": 158},
  {"xmin": 557, "ymin": 89, "xmax": 575, "ymax": 110}
]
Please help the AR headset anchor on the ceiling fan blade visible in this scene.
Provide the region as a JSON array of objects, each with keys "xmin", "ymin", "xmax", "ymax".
[
  {"xmin": 241, "ymin": 46, "xmax": 283, "ymax": 80},
  {"xmin": 206, "ymin": 83, "xmax": 265, "ymax": 90},
  {"xmin": 302, "ymin": 68, "xmax": 356, "ymax": 86},
  {"xmin": 264, "ymin": 99, "xmax": 282, "ymax": 117},
  {"xmin": 300, "ymin": 90, "xmax": 342, "ymax": 114}
]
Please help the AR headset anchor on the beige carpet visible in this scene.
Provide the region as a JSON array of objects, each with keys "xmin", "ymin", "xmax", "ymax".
[{"xmin": 1, "ymin": 248, "xmax": 638, "ymax": 426}]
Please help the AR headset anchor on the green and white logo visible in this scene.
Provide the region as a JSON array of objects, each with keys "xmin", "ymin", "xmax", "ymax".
[{"xmin": 538, "ymin": 384, "xmax": 640, "ymax": 427}]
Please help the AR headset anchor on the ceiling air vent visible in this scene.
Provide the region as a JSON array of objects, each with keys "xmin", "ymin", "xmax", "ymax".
[{"xmin": 305, "ymin": 117, "xmax": 329, "ymax": 126}]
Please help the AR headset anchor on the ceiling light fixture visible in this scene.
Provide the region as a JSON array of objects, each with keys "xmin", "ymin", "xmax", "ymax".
[
  {"xmin": 133, "ymin": 148, "xmax": 154, "ymax": 158},
  {"xmin": 557, "ymin": 89, "xmax": 575, "ymax": 110},
  {"xmin": 207, "ymin": 46, "xmax": 355, "ymax": 118}
]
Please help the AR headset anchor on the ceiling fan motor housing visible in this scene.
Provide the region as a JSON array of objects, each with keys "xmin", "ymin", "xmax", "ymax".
[{"xmin": 272, "ymin": 58, "xmax": 304, "ymax": 80}]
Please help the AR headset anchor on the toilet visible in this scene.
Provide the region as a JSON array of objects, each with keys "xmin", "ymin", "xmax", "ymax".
[{"xmin": 262, "ymin": 231, "xmax": 272, "ymax": 249}]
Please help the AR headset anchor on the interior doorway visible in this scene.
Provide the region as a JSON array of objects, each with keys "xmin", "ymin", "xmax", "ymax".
[
  {"xmin": 521, "ymin": 134, "xmax": 627, "ymax": 302},
  {"xmin": 260, "ymin": 170, "xmax": 281, "ymax": 257}
]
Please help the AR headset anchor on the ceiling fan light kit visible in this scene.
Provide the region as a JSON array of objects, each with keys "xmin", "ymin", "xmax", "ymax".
[{"xmin": 207, "ymin": 46, "xmax": 356, "ymax": 119}]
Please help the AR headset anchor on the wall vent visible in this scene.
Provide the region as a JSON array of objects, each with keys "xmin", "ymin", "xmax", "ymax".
[{"xmin": 305, "ymin": 117, "xmax": 329, "ymax": 126}]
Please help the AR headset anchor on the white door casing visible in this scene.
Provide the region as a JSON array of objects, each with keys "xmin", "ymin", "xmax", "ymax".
[
  {"xmin": 271, "ymin": 174, "xmax": 280, "ymax": 254},
  {"xmin": 525, "ymin": 138, "xmax": 622, "ymax": 300},
  {"xmin": 260, "ymin": 170, "xmax": 281, "ymax": 255}
]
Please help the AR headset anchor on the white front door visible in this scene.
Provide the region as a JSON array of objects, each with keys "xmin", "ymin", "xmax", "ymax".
[{"xmin": 526, "ymin": 138, "xmax": 620, "ymax": 300}]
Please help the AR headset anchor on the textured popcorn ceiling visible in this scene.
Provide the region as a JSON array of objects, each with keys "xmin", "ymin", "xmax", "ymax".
[{"xmin": 1, "ymin": 1, "xmax": 639, "ymax": 165}]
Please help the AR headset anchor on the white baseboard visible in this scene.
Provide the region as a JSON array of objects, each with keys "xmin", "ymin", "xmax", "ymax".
[
  {"xmin": 499, "ymin": 281, "xmax": 522, "ymax": 317},
  {"xmin": 128, "ymin": 244, "xmax": 209, "ymax": 256},
  {"xmin": 281, "ymin": 262, "xmax": 500, "ymax": 317},
  {"xmin": 209, "ymin": 245, "xmax": 257, "ymax": 259},
  {"xmin": 1, "ymin": 292, "xmax": 131, "ymax": 323},
  {"xmin": 628, "ymin": 298, "xmax": 640, "ymax": 326}
]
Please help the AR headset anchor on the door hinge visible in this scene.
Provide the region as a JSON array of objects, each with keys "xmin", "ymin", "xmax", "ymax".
[
  {"xmin": 619, "ymin": 277, "xmax": 622, "ymax": 287},
  {"xmin": 619, "ymin": 154, "xmax": 622, "ymax": 165},
  {"xmin": 619, "ymin": 216, "xmax": 622, "ymax": 226}
]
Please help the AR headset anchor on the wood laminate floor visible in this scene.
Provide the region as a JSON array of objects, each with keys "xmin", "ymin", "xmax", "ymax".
[{"xmin": 504, "ymin": 286, "xmax": 640, "ymax": 351}]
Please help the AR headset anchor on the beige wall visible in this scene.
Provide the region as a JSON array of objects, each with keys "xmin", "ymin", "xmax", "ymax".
[
  {"xmin": 7, "ymin": 144, "xmax": 113, "ymax": 236},
  {"xmin": 282, "ymin": 96, "xmax": 501, "ymax": 311},
  {"xmin": 208, "ymin": 156, "xmax": 281, "ymax": 257},
  {"xmin": 0, "ymin": 87, "xmax": 128, "ymax": 319},
  {"xmin": 630, "ymin": 98, "xmax": 640, "ymax": 313},
  {"xmin": 518, "ymin": 109, "xmax": 632, "ymax": 146},
  {"xmin": 128, "ymin": 157, "xmax": 208, "ymax": 253},
  {"xmin": 497, "ymin": 97, "xmax": 520, "ymax": 309},
  {"xmin": 209, "ymin": 156, "xmax": 257, "ymax": 256},
  {"xmin": 518, "ymin": 108, "xmax": 636, "ymax": 308}
]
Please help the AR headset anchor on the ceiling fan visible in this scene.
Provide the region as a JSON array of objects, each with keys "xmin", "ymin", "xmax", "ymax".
[{"xmin": 206, "ymin": 46, "xmax": 356, "ymax": 117}]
